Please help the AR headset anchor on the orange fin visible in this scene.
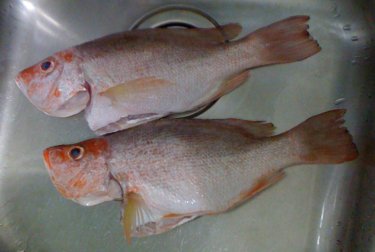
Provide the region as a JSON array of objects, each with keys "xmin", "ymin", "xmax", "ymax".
[
  {"xmin": 241, "ymin": 15, "xmax": 321, "ymax": 67},
  {"xmin": 217, "ymin": 23, "xmax": 242, "ymax": 40},
  {"xmin": 212, "ymin": 118, "xmax": 275, "ymax": 138},
  {"xmin": 169, "ymin": 70, "xmax": 250, "ymax": 119},
  {"xmin": 192, "ymin": 70, "xmax": 250, "ymax": 109},
  {"xmin": 287, "ymin": 109, "xmax": 359, "ymax": 164},
  {"xmin": 218, "ymin": 70, "xmax": 250, "ymax": 97},
  {"xmin": 99, "ymin": 77, "xmax": 174, "ymax": 106},
  {"xmin": 224, "ymin": 170, "xmax": 286, "ymax": 212},
  {"xmin": 163, "ymin": 213, "xmax": 183, "ymax": 219},
  {"xmin": 161, "ymin": 23, "xmax": 242, "ymax": 43}
]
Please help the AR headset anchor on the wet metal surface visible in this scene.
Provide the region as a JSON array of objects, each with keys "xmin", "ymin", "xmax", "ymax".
[{"xmin": 0, "ymin": 0, "xmax": 374, "ymax": 251}]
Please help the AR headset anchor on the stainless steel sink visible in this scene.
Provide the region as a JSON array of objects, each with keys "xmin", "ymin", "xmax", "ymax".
[{"xmin": 0, "ymin": 0, "xmax": 374, "ymax": 251}]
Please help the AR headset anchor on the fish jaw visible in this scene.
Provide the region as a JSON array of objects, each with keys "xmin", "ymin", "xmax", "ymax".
[
  {"xmin": 73, "ymin": 178, "xmax": 122, "ymax": 206},
  {"xmin": 15, "ymin": 48, "xmax": 89, "ymax": 117}
]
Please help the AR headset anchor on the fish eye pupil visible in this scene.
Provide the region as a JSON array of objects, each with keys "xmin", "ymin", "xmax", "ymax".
[
  {"xmin": 41, "ymin": 61, "xmax": 51, "ymax": 71},
  {"xmin": 70, "ymin": 147, "xmax": 82, "ymax": 160}
]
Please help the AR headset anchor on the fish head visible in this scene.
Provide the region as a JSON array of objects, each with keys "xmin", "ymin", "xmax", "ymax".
[
  {"xmin": 43, "ymin": 138, "xmax": 121, "ymax": 206},
  {"xmin": 15, "ymin": 49, "xmax": 89, "ymax": 117}
]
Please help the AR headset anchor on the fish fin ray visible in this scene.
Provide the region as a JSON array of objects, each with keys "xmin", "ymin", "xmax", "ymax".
[
  {"xmin": 158, "ymin": 23, "xmax": 242, "ymax": 43},
  {"xmin": 217, "ymin": 70, "xmax": 251, "ymax": 97},
  {"xmin": 287, "ymin": 109, "xmax": 358, "ymax": 164},
  {"xmin": 240, "ymin": 15, "xmax": 321, "ymax": 67},
  {"xmin": 210, "ymin": 118, "xmax": 275, "ymax": 138},
  {"xmin": 99, "ymin": 77, "xmax": 174, "ymax": 104},
  {"xmin": 215, "ymin": 170, "xmax": 286, "ymax": 214},
  {"xmin": 123, "ymin": 193, "xmax": 155, "ymax": 244},
  {"xmin": 189, "ymin": 70, "xmax": 250, "ymax": 110},
  {"xmin": 195, "ymin": 23, "xmax": 242, "ymax": 42}
]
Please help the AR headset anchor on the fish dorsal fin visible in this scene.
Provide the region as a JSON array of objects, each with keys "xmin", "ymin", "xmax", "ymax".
[
  {"xmin": 177, "ymin": 23, "xmax": 242, "ymax": 43},
  {"xmin": 123, "ymin": 192, "xmax": 156, "ymax": 244},
  {"xmin": 133, "ymin": 23, "xmax": 242, "ymax": 44},
  {"xmin": 212, "ymin": 118, "xmax": 275, "ymax": 138}
]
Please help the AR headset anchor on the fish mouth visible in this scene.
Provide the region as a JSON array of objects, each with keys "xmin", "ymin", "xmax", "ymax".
[
  {"xmin": 43, "ymin": 148, "xmax": 53, "ymax": 170},
  {"xmin": 15, "ymin": 74, "xmax": 28, "ymax": 94},
  {"xmin": 42, "ymin": 89, "xmax": 90, "ymax": 117}
]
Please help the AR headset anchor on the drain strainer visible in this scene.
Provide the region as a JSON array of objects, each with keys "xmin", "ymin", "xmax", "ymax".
[{"xmin": 130, "ymin": 5, "xmax": 227, "ymax": 118}]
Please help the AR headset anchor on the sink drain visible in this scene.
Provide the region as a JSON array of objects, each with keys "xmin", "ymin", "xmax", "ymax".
[{"xmin": 130, "ymin": 5, "xmax": 226, "ymax": 118}]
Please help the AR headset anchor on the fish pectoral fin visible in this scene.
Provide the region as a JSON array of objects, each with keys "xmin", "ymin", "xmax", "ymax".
[
  {"xmin": 123, "ymin": 192, "xmax": 155, "ymax": 244},
  {"xmin": 99, "ymin": 77, "xmax": 175, "ymax": 106},
  {"xmin": 224, "ymin": 170, "xmax": 286, "ymax": 212}
]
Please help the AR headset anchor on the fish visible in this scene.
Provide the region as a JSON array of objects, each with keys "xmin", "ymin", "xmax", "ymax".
[
  {"xmin": 16, "ymin": 16, "xmax": 320, "ymax": 135},
  {"xmin": 42, "ymin": 109, "xmax": 358, "ymax": 242}
]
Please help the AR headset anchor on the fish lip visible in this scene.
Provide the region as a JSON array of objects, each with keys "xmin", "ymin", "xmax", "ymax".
[
  {"xmin": 15, "ymin": 74, "xmax": 26, "ymax": 91},
  {"xmin": 43, "ymin": 148, "xmax": 53, "ymax": 170}
]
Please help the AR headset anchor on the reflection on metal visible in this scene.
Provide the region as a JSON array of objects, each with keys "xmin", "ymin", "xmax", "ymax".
[{"xmin": 0, "ymin": 1, "xmax": 373, "ymax": 251}]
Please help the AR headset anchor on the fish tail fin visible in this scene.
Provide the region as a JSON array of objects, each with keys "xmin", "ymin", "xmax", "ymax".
[
  {"xmin": 287, "ymin": 109, "xmax": 358, "ymax": 164},
  {"xmin": 241, "ymin": 16, "xmax": 321, "ymax": 67}
]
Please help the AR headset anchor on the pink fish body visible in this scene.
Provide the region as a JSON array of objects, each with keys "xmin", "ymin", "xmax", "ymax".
[
  {"xmin": 17, "ymin": 16, "xmax": 320, "ymax": 135},
  {"xmin": 43, "ymin": 110, "xmax": 357, "ymax": 241}
]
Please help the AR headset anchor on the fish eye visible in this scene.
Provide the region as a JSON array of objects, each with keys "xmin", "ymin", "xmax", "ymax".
[
  {"xmin": 69, "ymin": 146, "xmax": 84, "ymax": 161},
  {"xmin": 40, "ymin": 60, "xmax": 54, "ymax": 72}
]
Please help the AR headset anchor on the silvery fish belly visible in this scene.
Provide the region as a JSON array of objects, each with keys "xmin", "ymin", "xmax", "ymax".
[
  {"xmin": 42, "ymin": 110, "xmax": 358, "ymax": 242},
  {"xmin": 16, "ymin": 16, "xmax": 320, "ymax": 135}
]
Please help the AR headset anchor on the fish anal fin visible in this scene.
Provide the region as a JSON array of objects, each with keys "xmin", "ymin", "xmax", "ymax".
[
  {"xmin": 192, "ymin": 70, "xmax": 250, "ymax": 112},
  {"xmin": 212, "ymin": 170, "xmax": 286, "ymax": 214},
  {"xmin": 232, "ymin": 170, "xmax": 285, "ymax": 208},
  {"xmin": 220, "ymin": 70, "xmax": 250, "ymax": 96},
  {"xmin": 205, "ymin": 70, "xmax": 250, "ymax": 104},
  {"xmin": 220, "ymin": 23, "xmax": 243, "ymax": 41}
]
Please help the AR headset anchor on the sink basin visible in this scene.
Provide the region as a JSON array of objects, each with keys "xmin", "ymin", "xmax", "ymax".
[{"xmin": 0, "ymin": 0, "xmax": 374, "ymax": 251}]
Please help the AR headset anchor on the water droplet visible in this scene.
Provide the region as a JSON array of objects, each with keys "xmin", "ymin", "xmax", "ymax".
[
  {"xmin": 334, "ymin": 98, "xmax": 346, "ymax": 105},
  {"xmin": 343, "ymin": 24, "xmax": 351, "ymax": 31},
  {"xmin": 351, "ymin": 36, "xmax": 359, "ymax": 41}
]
